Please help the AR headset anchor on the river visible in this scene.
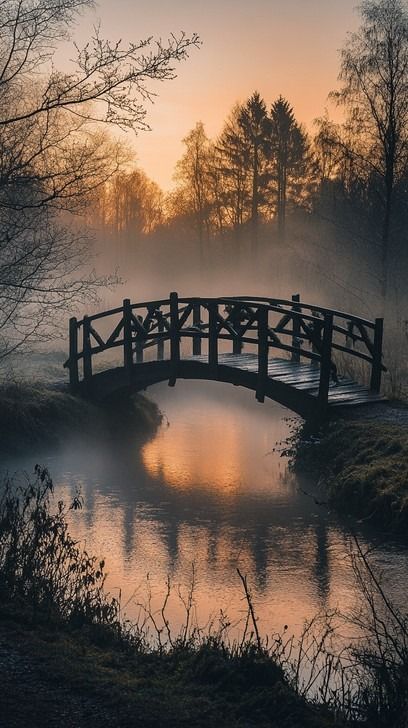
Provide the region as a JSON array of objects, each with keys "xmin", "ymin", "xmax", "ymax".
[{"xmin": 5, "ymin": 380, "xmax": 408, "ymax": 642}]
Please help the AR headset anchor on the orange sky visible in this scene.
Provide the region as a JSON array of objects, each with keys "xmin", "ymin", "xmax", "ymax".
[{"xmin": 74, "ymin": 1, "xmax": 359, "ymax": 190}]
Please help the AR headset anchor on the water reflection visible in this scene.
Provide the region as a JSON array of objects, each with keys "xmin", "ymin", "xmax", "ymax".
[{"xmin": 4, "ymin": 380, "xmax": 408, "ymax": 636}]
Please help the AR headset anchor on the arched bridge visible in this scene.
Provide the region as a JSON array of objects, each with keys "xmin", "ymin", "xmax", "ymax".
[{"xmin": 64, "ymin": 294, "xmax": 386, "ymax": 419}]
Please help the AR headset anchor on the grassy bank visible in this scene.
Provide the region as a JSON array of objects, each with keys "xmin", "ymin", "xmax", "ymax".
[
  {"xmin": 3, "ymin": 468, "xmax": 408, "ymax": 726},
  {"xmin": 0, "ymin": 612, "xmax": 338, "ymax": 728},
  {"xmin": 290, "ymin": 416, "xmax": 408, "ymax": 531},
  {"xmin": 0, "ymin": 381, "xmax": 162, "ymax": 454},
  {"xmin": 0, "ymin": 468, "xmax": 338, "ymax": 728}
]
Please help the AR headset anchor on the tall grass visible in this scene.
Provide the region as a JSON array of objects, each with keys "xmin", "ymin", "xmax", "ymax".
[
  {"xmin": 0, "ymin": 466, "xmax": 121, "ymax": 633},
  {"xmin": 1, "ymin": 468, "xmax": 408, "ymax": 726}
]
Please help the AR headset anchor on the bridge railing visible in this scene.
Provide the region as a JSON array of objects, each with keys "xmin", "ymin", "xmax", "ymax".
[{"xmin": 64, "ymin": 293, "xmax": 385, "ymax": 406}]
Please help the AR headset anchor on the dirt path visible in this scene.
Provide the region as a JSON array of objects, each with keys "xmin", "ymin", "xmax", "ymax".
[
  {"xmin": 340, "ymin": 400, "xmax": 408, "ymax": 426},
  {"xmin": 0, "ymin": 625, "xmax": 121, "ymax": 728}
]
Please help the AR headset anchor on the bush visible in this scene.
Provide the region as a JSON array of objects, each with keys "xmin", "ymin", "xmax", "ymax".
[{"xmin": 0, "ymin": 466, "xmax": 121, "ymax": 631}]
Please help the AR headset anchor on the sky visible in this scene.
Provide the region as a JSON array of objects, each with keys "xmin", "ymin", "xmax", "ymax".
[{"xmin": 72, "ymin": 0, "xmax": 360, "ymax": 190}]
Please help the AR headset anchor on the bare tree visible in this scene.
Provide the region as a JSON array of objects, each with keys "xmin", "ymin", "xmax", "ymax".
[
  {"xmin": 332, "ymin": 0, "xmax": 408, "ymax": 300},
  {"xmin": 0, "ymin": 0, "xmax": 199, "ymax": 359},
  {"xmin": 171, "ymin": 122, "xmax": 213, "ymax": 263}
]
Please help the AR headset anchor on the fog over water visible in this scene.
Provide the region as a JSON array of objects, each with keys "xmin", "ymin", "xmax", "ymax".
[{"xmin": 5, "ymin": 380, "xmax": 408, "ymax": 638}]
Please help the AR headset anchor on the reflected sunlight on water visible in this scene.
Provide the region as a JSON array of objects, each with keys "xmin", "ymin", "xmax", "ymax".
[{"xmin": 4, "ymin": 380, "xmax": 408, "ymax": 640}]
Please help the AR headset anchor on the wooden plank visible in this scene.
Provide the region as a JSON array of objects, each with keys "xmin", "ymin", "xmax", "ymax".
[
  {"xmin": 325, "ymin": 390, "xmax": 375, "ymax": 403},
  {"xmin": 330, "ymin": 394, "xmax": 385, "ymax": 407},
  {"xmin": 256, "ymin": 307, "xmax": 268, "ymax": 402},
  {"xmin": 89, "ymin": 324, "xmax": 105, "ymax": 348},
  {"xmin": 275, "ymin": 373, "xmax": 322, "ymax": 385}
]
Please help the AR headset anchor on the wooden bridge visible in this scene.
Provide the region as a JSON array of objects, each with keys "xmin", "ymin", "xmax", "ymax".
[{"xmin": 64, "ymin": 294, "xmax": 386, "ymax": 419}]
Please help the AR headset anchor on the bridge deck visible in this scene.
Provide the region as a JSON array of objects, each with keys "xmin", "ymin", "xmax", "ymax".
[
  {"xmin": 190, "ymin": 354, "xmax": 385, "ymax": 408},
  {"xmin": 66, "ymin": 294, "xmax": 386, "ymax": 418}
]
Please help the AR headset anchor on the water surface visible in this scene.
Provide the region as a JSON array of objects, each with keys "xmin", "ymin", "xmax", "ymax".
[{"xmin": 5, "ymin": 380, "xmax": 408, "ymax": 638}]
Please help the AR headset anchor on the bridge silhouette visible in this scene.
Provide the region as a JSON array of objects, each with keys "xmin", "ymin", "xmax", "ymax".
[{"xmin": 64, "ymin": 293, "xmax": 386, "ymax": 419}]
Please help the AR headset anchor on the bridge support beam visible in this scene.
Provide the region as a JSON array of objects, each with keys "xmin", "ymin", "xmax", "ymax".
[
  {"xmin": 318, "ymin": 313, "xmax": 333, "ymax": 412},
  {"xmin": 193, "ymin": 303, "xmax": 202, "ymax": 355},
  {"xmin": 157, "ymin": 315, "xmax": 165, "ymax": 360},
  {"xmin": 291, "ymin": 293, "xmax": 301, "ymax": 363},
  {"xmin": 169, "ymin": 291, "xmax": 180, "ymax": 386},
  {"xmin": 370, "ymin": 317, "xmax": 384, "ymax": 392},
  {"xmin": 256, "ymin": 307, "xmax": 268, "ymax": 403},
  {"xmin": 123, "ymin": 298, "xmax": 133, "ymax": 376},
  {"xmin": 208, "ymin": 301, "xmax": 219, "ymax": 375}
]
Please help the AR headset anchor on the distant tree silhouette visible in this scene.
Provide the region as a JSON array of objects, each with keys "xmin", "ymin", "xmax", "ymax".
[
  {"xmin": 237, "ymin": 92, "xmax": 269, "ymax": 255},
  {"xmin": 215, "ymin": 105, "xmax": 252, "ymax": 242},
  {"xmin": 171, "ymin": 122, "xmax": 213, "ymax": 263},
  {"xmin": 332, "ymin": 0, "xmax": 408, "ymax": 301},
  {"xmin": 94, "ymin": 169, "xmax": 164, "ymax": 237},
  {"xmin": 268, "ymin": 97, "xmax": 313, "ymax": 238}
]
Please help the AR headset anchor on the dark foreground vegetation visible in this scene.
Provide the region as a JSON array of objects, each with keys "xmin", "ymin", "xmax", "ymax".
[
  {"xmin": 288, "ymin": 410, "xmax": 408, "ymax": 533},
  {"xmin": 0, "ymin": 382, "xmax": 161, "ymax": 454},
  {"xmin": 1, "ymin": 468, "xmax": 408, "ymax": 727},
  {"xmin": 0, "ymin": 468, "xmax": 337, "ymax": 728}
]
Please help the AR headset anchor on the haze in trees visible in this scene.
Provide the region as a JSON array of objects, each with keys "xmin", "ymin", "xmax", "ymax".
[
  {"xmin": 4, "ymin": 0, "xmax": 407, "ymax": 393},
  {"xmin": 0, "ymin": 0, "xmax": 198, "ymax": 360}
]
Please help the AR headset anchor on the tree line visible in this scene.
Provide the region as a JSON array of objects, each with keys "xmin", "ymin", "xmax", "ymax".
[
  {"xmin": 1, "ymin": 0, "xmax": 408, "ymax": 361},
  {"xmin": 95, "ymin": 0, "xmax": 408, "ymax": 321}
]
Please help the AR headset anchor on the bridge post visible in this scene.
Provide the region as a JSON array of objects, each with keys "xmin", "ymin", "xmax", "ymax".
[
  {"xmin": 318, "ymin": 312, "xmax": 333, "ymax": 411},
  {"xmin": 193, "ymin": 303, "xmax": 202, "ymax": 355},
  {"xmin": 135, "ymin": 337, "xmax": 144, "ymax": 363},
  {"xmin": 233, "ymin": 335, "xmax": 243, "ymax": 355},
  {"xmin": 157, "ymin": 314, "xmax": 164, "ymax": 360},
  {"xmin": 82, "ymin": 315, "xmax": 92, "ymax": 383},
  {"xmin": 232, "ymin": 306, "xmax": 243, "ymax": 354},
  {"xmin": 370, "ymin": 317, "xmax": 384, "ymax": 392},
  {"xmin": 208, "ymin": 301, "xmax": 219, "ymax": 373},
  {"xmin": 68, "ymin": 317, "xmax": 79, "ymax": 390},
  {"xmin": 123, "ymin": 298, "xmax": 134, "ymax": 373},
  {"xmin": 291, "ymin": 293, "xmax": 301, "ymax": 363},
  {"xmin": 256, "ymin": 307, "xmax": 268, "ymax": 403},
  {"xmin": 169, "ymin": 292, "xmax": 180, "ymax": 385}
]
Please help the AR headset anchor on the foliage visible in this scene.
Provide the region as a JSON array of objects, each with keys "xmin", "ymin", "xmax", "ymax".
[
  {"xmin": 0, "ymin": 0, "xmax": 199, "ymax": 359},
  {"xmin": 327, "ymin": 0, "xmax": 408, "ymax": 299},
  {"xmin": 268, "ymin": 97, "xmax": 316, "ymax": 235},
  {"xmin": 0, "ymin": 466, "xmax": 121, "ymax": 630},
  {"xmin": 3, "ymin": 467, "xmax": 408, "ymax": 725},
  {"xmin": 0, "ymin": 468, "xmax": 338, "ymax": 726},
  {"xmin": 287, "ymin": 415, "xmax": 408, "ymax": 530}
]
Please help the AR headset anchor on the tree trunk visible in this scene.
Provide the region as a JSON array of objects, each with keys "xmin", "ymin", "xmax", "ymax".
[{"xmin": 251, "ymin": 144, "xmax": 259, "ymax": 260}]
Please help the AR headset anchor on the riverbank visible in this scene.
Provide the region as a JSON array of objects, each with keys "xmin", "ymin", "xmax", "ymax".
[
  {"xmin": 2, "ymin": 458, "xmax": 408, "ymax": 727},
  {"xmin": 0, "ymin": 467, "xmax": 340, "ymax": 728},
  {"xmin": 0, "ymin": 608, "xmax": 339, "ymax": 728},
  {"xmin": 0, "ymin": 381, "xmax": 162, "ymax": 454},
  {"xmin": 290, "ymin": 403, "xmax": 408, "ymax": 532}
]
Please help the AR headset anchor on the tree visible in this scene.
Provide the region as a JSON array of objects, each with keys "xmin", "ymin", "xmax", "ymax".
[
  {"xmin": 96, "ymin": 169, "xmax": 164, "ymax": 237},
  {"xmin": 214, "ymin": 105, "xmax": 252, "ymax": 249},
  {"xmin": 268, "ymin": 96, "xmax": 313, "ymax": 237},
  {"xmin": 171, "ymin": 122, "xmax": 213, "ymax": 262},
  {"xmin": 332, "ymin": 0, "xmax": 408, "ymax": 299},
  {"xmin": 0, "ymin": 0, "xmax": 198, "ymax": 360},
  {"xmin": 237, "ymin": 92, "xmax": 269, "ymax": 253}
]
